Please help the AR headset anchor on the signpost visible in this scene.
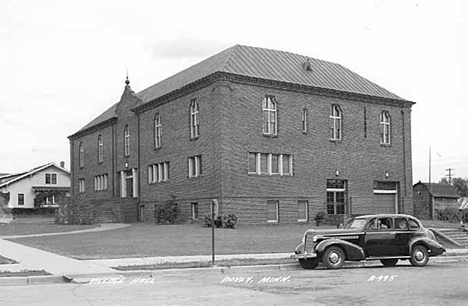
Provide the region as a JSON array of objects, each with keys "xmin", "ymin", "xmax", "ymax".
[{"xmin": 211, "ymin": 199, "xmax": 218, "ymax": 265}]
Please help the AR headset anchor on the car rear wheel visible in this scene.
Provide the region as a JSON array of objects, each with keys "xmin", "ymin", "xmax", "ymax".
[
  {"xmin": 380, "ymin": 259, "xmax": 398, "ymax": 267},
  {"xmin": 410, "ymin": 245, "xmax": 429, "ymax": 267},
  {"xmin": 322, "ymin": 246, "xmax": 345, "ymax": 269},
  {"xmin": 299, "ymin": 258, "xmax": 319, "ymax": 269}
]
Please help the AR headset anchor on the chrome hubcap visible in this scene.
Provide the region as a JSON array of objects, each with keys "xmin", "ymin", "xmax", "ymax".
[
  {"xmin": 329, "ymin": 252, "xmax": 340, "ymax": 264},
  {"xmin": 415, "ymin": 250, "xmax": 425, "ymax": 261}
]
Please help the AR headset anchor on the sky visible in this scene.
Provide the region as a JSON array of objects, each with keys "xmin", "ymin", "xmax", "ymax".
[{"xmin": 0, "ymin": 0, "xmax": 467, "ymax": 184}]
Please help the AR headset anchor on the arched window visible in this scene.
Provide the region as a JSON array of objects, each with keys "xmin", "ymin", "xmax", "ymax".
[
  {"xmin": 97, "ymin": 135, "xmax": 103, "ymax": 163},
  {"xmin": 124, "ymin": 126, "xmax": 130, "ymax": 156},
  {"xmin": 79, "ymin": 142, "xmax": 84, "ymax": 168},
  {"xmin": 154, "ymin": 113, "xmax": 161, "ymax": 148},
  {"xmin": 262, "ymin": 96, "xmax": 277, "ymax": 135},
  {"xmin": 302, "ymin": 108, "xmax": 308, "ymax": 133},
  {"xmin": 380, "ymin": 111, "xmax": 391, "ymax": 144},
  {"xmin": 190, "ymin": 99, "xmax": 199, "ymax": 138},
  {"xmin": 330, "ymin": 104, "xmax": 342, "ymax": 140}
]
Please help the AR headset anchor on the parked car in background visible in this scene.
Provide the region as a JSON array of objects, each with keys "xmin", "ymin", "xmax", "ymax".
[{"xmin": 292, "ymin": 214, "xmax": 445, "ymax": 269}]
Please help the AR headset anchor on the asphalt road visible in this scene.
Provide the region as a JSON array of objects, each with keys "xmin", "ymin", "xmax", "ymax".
[{"xmin": 1, "ymin": 260, "xmax": 468, "ymax": 306}]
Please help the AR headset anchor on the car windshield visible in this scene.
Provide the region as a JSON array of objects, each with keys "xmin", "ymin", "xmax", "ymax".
[{"xmin": 345, "ymin": 218, "xmax": 367, "ymax": 230}]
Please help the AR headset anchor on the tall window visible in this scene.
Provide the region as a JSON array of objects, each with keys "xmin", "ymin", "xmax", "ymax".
[
  {"xmin": 45, "ymin": 173, "xmax": 57, "ymax": 184},
  {"xmin": 262, "ymin": 96, "xmax": 277, "ymax": 135},
  {"xmin": 248, "ymin": 153, "xmax": 293, "ymax": 176},
  {"xmin": 190, "ymin": 99, "xmax": 199, "ymax": 139},
  {"xmin": 191, "ymin": 203, "xmax": 199, "ymax": 220},
  {"xmin": 124, "ymin": 126, "xmax": 130, "ymax": 156},
  {"xmin": 79, "ymin": 142, "xmax": 84, "ymax": 168},
  {"xmin": 188, "ymin": 155, "xmax": 202, "ymax": 178},
  {"xmin": 18, "ymin": 194, "xmax": 24, "ymax": 205},
  {"xmin": 98, "ymin": 135, "xmax": 103, "ymax": 163},
  {"xmin": 154, "ymin": 113, "xmax": 162, "ymax": 148},
  {"xmin": 302, "ymin": 108, "xmax": 308, "ymax": 133},
  {"xmin": 380, "ymin": 111, "xmax": 391, "ymax": 144},
  {"xmin": 298, "ymin": 200, "xmax": 308, "ymax": 222},
  {"xmin": 267, "ymin": 200, "xmax": 279, "ymax": 222},
  {"xmin": 78, "ymin": 179, "xmax": 85, "ymax": 194},
  {"xmin": 327, "ymin": 179, "xmax": 347, "ymax": 214},
  {"xmin": 330, "ymin": 104, "xmax": 342, "ymax": 140}
]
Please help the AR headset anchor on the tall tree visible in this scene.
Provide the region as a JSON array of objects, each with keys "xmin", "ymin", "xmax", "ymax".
[{"xmin": 452, "ymin": 177, "xmax": 468, "ymax": 197}]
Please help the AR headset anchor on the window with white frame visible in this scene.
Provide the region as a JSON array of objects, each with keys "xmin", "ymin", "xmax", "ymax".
[
  {"xmin": 45, "ymin": 173, "xmax": 57, "ymax": 184},
  {"xmin": 327, "ymin": 179, "xmax": 347, "ymax": 215},
  {"xmin": 302, "ymin": 108, "xmax": 308, "ymax": 133},
  {"xmin": 262, "ymin": 96, "xmax": 277, "ymax": 135},
  {"xmin": 79, "ymin": 142, "xmax": 84, "ymax": 168},
  {"xmin": 188, "ymin": 155, "xmax": 202, "ymax": 178},
  {"xmin": 380, "ymin": 111, "xmax": 391, "ymax": 144},
  {"xmin": 45, "ymin": 195, "xmax": 55, "ymax": 205},
  {"xmin": 98, "ymin": 135, "xmax": 103, "ymax": 163},
  {"xmin": 190, "ymin": 99, "xmax": 199, "ymax": 139},
  {"xmin": 267, "ymin": 200, "xmax": 279, "ymax": 222},
  {"xmin": 18, "ymin": 193, "xmax": 24, "ymax": 205},
  {"xmin": 154, "ymin": 113, "xmax": 162, "ymax": 148},
  {"xmin": 94, "ymin": 174, "xmax": 108, "ymax": 191},
  {"xmin": 298, "ymin": 200, "xmax": 308, "ymax": 221},
  {"xmin": 148, "ymin": 162, "xmax": 170, "ymax": 183},
  {"xmin": 124, "ymin": 125, "xmax": 130, "ymax": 156},
  {"xmin": 329, "ymin": 104, "xmax": 342, "ymax": 140},
  {"xmin": 248, "ymin": 153, "xmax": 293, "ymax": 176},
  {"xmin": 78, "ymin": 179, "xmax": 85, "ymax": 194},
  {"xmin": 191, "ymin": 202, "xmax": 199, "ymax": 220}
]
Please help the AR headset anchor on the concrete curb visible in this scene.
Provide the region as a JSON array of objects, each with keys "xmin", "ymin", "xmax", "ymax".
[{"xmin": 0, "ymin": 275, "xmax": 68, "ymax": 286}]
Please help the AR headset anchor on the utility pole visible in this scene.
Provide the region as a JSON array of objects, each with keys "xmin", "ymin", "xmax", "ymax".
[{"xmin": 446, "ymin": 168, "xmax": 455, "ymax": 185}]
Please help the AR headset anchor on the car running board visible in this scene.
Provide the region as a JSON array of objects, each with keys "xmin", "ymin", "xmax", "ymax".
[{"xmin": 365, "ymin": 256, "xmax": 411, "ymax": 261}]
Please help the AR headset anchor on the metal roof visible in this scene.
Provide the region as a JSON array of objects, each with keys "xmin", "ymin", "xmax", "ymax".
[{"xmin": 77, "ymin": 44, "xmax": 408, "ymax": 133}]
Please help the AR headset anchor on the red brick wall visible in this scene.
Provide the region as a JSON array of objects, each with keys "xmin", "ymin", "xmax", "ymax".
[{"xmin": 68, "ymin": 78, "xmax": 414, "ymax": 225}]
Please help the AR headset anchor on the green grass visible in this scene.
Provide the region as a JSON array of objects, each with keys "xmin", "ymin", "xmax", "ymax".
[
  {"xmin": 0, "ymin": 223, "xmax": 98, "ymax": 237},
  {"xmin": 114, "ymin": 257, "xmax": 295, "ymax": 271},
  {"xmin": 0, "ymin": 270, "xmax": 51, "ymax": 277},
  {"xmin": 0, "ymin": 255, "xmax": 17, "ymax": 265},
  {"xmin": 9, "ymin": 223, "xmax": 330, "ymax": 259},
  {"xmin": 7, "ymin": 220, "xmax": 462, "ymax": 260}
]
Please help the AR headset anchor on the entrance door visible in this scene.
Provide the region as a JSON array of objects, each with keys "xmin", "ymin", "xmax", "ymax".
[{"xmin": 373, "ymin": 192, "xmax": 397, "ymax": 214}]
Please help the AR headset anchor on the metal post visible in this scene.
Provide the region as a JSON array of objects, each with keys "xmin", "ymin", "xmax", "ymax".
[{"xmin": 211, "ymin": 200, "xmax": 215, "ymax": 265}]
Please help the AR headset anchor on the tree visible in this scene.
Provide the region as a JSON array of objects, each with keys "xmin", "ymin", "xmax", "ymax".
[
  {"xmin": 438, "ymin": 177, "xmax": 468, "ymax": 197},
  {"xmin": 452, "ymin": 177, "xmax": 468, "ymax": 197}
]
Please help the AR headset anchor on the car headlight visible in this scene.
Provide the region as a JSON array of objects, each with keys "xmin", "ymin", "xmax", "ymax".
[{"xmin": 312, "ymin": 235, "xmax": 318, "ymax": 243}]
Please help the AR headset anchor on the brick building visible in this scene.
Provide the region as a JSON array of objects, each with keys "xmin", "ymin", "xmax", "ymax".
[
  {"xmin": 413, "ymin": 182, "xmax": 460, "ymax": 220},
  {"xmin": 67, "ymin": 45, "xmax": 415, "ymax": 225}
]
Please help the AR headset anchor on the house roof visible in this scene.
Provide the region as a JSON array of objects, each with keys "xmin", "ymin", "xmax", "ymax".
[
  {"xmin": 0, "ymin": 163, "xmax": 70, "ymax": 188},
  {"xmin": 415, "ymin": 182, "xmax": 460, "ymax": 198},
  {"xmin": 77, "ymin": 44, "xmax": 410, "ymax": 133}
]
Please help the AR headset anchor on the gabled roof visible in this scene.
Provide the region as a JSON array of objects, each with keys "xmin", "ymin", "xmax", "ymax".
[
  {"xmin": 77, "ymin": 44, "xmax": 410, "ymax": 133},
  {"xmin": 0, "ymin": 163, "xmax": 70, "ymax": 188},
  {"xmin": 415, "ymin": 182, "xmax": 460, "ymax": 198}
]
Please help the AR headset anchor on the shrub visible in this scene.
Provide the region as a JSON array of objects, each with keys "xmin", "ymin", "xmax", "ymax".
[
  {"xmin": 436, "ymin": 208, "xmax": 460, "ymax": 223},
  {"xmin": 155, "ymin": 196, "xmax": 180, "ymax": 224},
  {"xmin": 314, "ymin": 211, "xmax": 328, "ymax": 226},
  {"xmin": 204, "ymin": 214, "xmax": 226, "ymax": 228},
  {"xmin": 223, "ymin": 213, "xmax": 238, "ymax": 229}
]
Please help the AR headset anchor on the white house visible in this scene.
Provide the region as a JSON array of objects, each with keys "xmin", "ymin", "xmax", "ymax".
[{"xmin": 0, "ymin": 162, "xmax": 70, "ymax": 209}]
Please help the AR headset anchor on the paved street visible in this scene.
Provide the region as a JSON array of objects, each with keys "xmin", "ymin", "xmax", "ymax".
[{"xmin": 1, "ymin": 260, "xmax": 467, "ymax": 306}]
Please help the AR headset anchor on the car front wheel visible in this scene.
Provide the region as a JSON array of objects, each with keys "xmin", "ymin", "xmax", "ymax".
[
  {"xmin": 410, "ymin": 245, "xmax": 429, "ymax": 267},
  {"xmin": 322, "ymin": 246, "xmax": 345, "ymax": 269},
  {"xmin": 299, "ymin": 258, "xmax": 319, "ymax": 269},
  {"xmin": 380, "ymin": 259, "xmax": 398, "ymax": 267}
]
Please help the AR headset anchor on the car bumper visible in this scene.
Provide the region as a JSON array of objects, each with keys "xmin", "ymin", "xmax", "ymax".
[{"xmin": 291, "ymin": 252, "xmax": 318, "ymax": 260}]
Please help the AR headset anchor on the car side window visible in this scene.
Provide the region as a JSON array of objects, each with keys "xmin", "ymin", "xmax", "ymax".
[
  {"xmin": 395, "ymin": 218, "xmax": 408, "ymax": 230},
  {"xmin": 368, "ymin": 218, "xmax": 393, "ymax": 230},
  {"xmin": 408, "ymin": 219, "xmax": 420, "ymax": 229}
]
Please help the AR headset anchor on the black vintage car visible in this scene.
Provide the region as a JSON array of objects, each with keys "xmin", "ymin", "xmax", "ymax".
[{"xmin": 292, "ymin": 214, "xmax": 445, "ymax": 269}]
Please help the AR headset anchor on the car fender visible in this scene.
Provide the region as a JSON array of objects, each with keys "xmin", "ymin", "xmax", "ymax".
[
  {"xmin": 408, "ymin": 237, "xmax": 446, "ymax": 256},
  {"xmin": 315, "ymin": 239, "xmax": 365, "ymax": 260}
]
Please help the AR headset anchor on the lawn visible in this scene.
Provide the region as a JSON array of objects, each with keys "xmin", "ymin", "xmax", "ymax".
[
  {"xmin": 0, "ymin": 255, "xmax": 17, "ymax": 265},
  {"xmin": 0, "ymin": 223, "xmax": 98, "ymax": 237},
  {"xmin": 9, "ymin": 223, "xmax": 326, "ymax": 259},
  {"xmin": 8, "ymin": 220, "xmax": 462, "ymax": 260}
]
